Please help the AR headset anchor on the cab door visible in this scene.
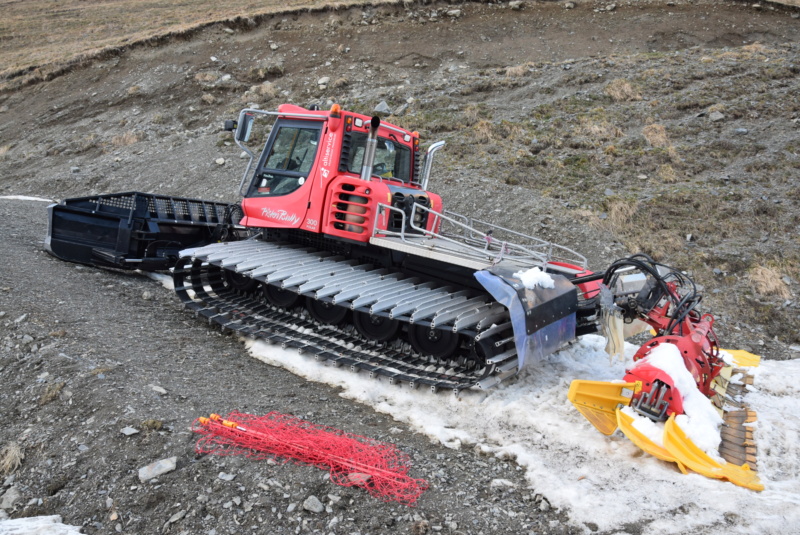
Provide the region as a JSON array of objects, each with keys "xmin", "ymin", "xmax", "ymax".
[{"xmin": 241, "ymin": 119, "xmax": 323, "ymax": 228}]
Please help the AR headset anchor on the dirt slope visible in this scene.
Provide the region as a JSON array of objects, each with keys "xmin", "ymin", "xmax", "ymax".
[{"xmin": 1, "ymin": 1, "xmax": 799, "ymax": 534}]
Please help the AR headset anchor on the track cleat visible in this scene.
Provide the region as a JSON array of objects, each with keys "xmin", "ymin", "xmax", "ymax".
[{"xmin": 663, "ymin": 415, "xmax": 763, "ymax": 491}]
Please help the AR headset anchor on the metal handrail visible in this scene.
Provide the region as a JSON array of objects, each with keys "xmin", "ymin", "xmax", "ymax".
[{"xmin": 374, "ymin": 203, "xmax": 587, "ymax": 269}]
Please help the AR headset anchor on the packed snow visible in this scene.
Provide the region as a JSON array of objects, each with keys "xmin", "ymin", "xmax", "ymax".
[
  {"xmin": 513, "ymin": 267, "xmax": 555, "ymax": 289},
  {"xmin": 247, "ymin": 334, "xmax": 800, "ymax": 534}
]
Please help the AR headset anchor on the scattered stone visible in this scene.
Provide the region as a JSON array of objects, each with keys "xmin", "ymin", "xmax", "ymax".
[
  {"xmin": 490, "ymin": 478, "xmax": 515, "ymax": 488},
  {"xmin": 606, "ymin": 4, "xmax": 616, "ymax": 11},
  {"xmin": 604, "ymin": 188, "xmax": 614, "ymax": 196},
  {"xmin": 270, "ymin": 43, "xmax": 280, "ymax": 50},
  {"xmin": 539, "ymin": 498, "xmax": 551, "ymax": 512},
  {"xmin": 166, "ymin": 509, "xmax": 186, "ymax": 525},
  {"xmin": 317, "ymin": 76, "xmax": 330, "ymax": 87},
  {"xmin": 218, "ymin": 472, "xmax": 236, "ymax": 481},
  {"xmin": 120, "ymin": 426, "xmax": 140, "ymax": 436},
  {"xmin": 142, "ymin": 290, "xmax": 153, "ymax": 301},
  {"xmin": 215, "ymin": 158, "xmax": 226, "ymax": 165},
  {"xmin": 509, "ymin": 1, "xmax": 523, "ymax": 10},
  {"xmin": 0, "ymin": 515, "xmax": 82, "ymax": 533},
  {"xmin": 446, "ymin": 9, "xmax": 463, "ymax": 17},
  {"xmin": 374, "ymin": 101, "xmax": 392, "ymax": 114},
  {"xmin": 70, "ymin": 167, "xmax": 80, "ymax": 174},
  {"xmin": 563, "ymin": 1, "xmax": 576, "ymax": 8},
  {"xmin": 223, "ymin": 28, "xmax": 234, "ymax": 34},
  {"xmin": 239, "ymin": 151, "xmax": 249, "ymax": 159},
  {"xmin": 303, "ymin": 495, "xmax": 324, "ymax": 513},
  {"xmin": 14, "ymin": 314, "xmax": 27, "ymax": 324},
  {"xmin": 148, "ymin": 384, "xmax": 167, "ymax": 395},
  {"xmin": 346, "ymin": 472, "xmax": 372, "ymax": 486},
  {"xmin": 734, "ymin": 128, "xmax": 749, "ymax": 135},
  {"xmin": 709, "ymin": 111, "xmax": 725, "ymax": 122},
  {"xmin": 138, "ymin": 456, "xmax": 177, "ymax": 482},
  {"xmin": 232, "ymin": 496, "xmax": 241, "ymax": 506},
  {"xmin": 0, "ymin": 486, "xmax": 22, "ymax": 509},
  {"xmin": 210, "ymin": 56, "xmax": 218, "ymax": 62},
  {"xmin": 713, "ymin": 268, "xmax": 723, "ymax": 276}
]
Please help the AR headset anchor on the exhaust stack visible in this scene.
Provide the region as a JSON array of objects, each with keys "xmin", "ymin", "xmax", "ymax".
[{"xmin": 360, "ymin": 116, "xmax": 381, "ymax": 181}]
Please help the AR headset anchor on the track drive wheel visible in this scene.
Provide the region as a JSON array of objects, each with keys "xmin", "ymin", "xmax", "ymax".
[
  {"xmin": 222, "ymin": 269, "xmax": 259, "ymax": 293},
  {"xmin": 263, "ymin": 283, "xmax": 300, "ymax": 308},
  {"xmin": 306, "ymin": 297, "xmax": 348, "ymax": 325},
  {"xmin": 353, "ymin": 311, "xmax": 400, "ymax": 342},
  {"xmin": 409, "ymin": 324, "xmax": 459, "ymax": 360}
]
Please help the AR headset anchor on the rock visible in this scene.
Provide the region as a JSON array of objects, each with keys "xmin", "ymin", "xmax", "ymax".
[
  {"xmin": 374, "ymin": 101, "xmax": 392, "ymax": 114},
  {"xmin": 14, "ymin": 314, "xmax": 27, "ymax": 324},
  {"xmin": 604, "ymin": 188, "xmax": 614, "ymax": 196},
  {"xmin": 346, "ymin": 472, "xmax": 372, "ymax": 486},
  {"xmin": 210, "ymin": 56, "xmax": 218, "ymax": 62},
  {"xmin": 446, "ymin": 9, "xmax": 463, "ymax": 17},
  {"xmin": 303, "ymin": 495, "xmax": 325, "ymax": 513},
  {"xmin": 223, "ymin": 28, "xmax": 234, "ymax": 34},
  {"xmin": 606, "ymin": 4, "xmax": 616, "ymax": 11},
  {"xmin": 215, "ymin": 158, "xmax": 226, "ymax": 165},
  {"xmin": 142, "ymin": 290, "xmax": 153, "ymax": 300},
  {"xmin": 713, "ymin": 268, "xmax": 723, "ymax": 276},
  {"xmin": 317, "ymin": 76, "xmax": 330, "ymax": 87},
  {"xmin": 70, "ymin": 167, "xmax": 80, "ymax": 174},
  {"xmin": 490, "ymin": 478, "xmax": 515, "ymax": 488},
  {"xmin": 270, "ymin": 43, "xmax": 279, "ymax": 50},
  {"xmin": 21, "ymin": 334, "xmax": 34, "ymax": 344},
  {"xmin": 232, "ymin": 496, "xmax": 241, "ymax": 506},
  {"xmin": 0, "ymin": 486, "xmax": 22, "ymax": 509},
  {"xmin": 709, "ymin": 111, "xmax": 725, "ymax": 122},
  {"xmin": 166, "ymin": 509, "xmax": 186, "ymax": 525},
  {"xmin": 734, "ymin": 128, "xmax": 749, "ymax": 135},
  {"xmin": 148, "ymin": 384, "xmax": 167, "ymax": 395},
  {"xmin": 240, "ymin": 151, "xmax": 249, "ymax": 159},
  {"xmin": 509, "ymin": 1, "xmax": 523, "ymax": 10},
  {"xmin": 563, "ymin": 1, "xmax": 576, "ymax": 8},
  {"xmin": 138, "ymin": 456, "xmax": 177, "ymax": 482},
  {"xmin": 539, "ymin": 498, "xmax": 551, "ymax": 512},
  {"xmin": 121, "ymin": 426, "xmax": 140, "ymax": 436},
  {"xmin": 218, "ymin": 472, "xmax": 236, "ymax": 481}
]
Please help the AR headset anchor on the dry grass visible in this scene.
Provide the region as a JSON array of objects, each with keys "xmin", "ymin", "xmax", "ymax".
[
  {"xmin": 656, "ymin": 163, "xmax": 679, "ymax": 183},
  {"xmin": 0, "ymin": 0, "xmax": 401, "ymax": 92},
  {"xmin": 112, "ymin": 131, "xmax": 142, "ymax": 147},
  {"xmin": 504, "ymin": 64, "xmax": 528, "ymax": 77},
  {"xmin": 749, "ymin": 266, "xmax": 792, "ymax": 299},
  {"xmin": 642, "ymin": 124, "xmax": 670, "ymax": 148},
  {"xmin": 39, "ymin": 381, "xmax": 65, "ymax": 406},
  {"xmin": 0, "ymin": 443, "xmax": 24, "ymax": 475},
  {"xmin": 140, "ymin": 419, "xmax": 163, "ymax": 431},
  {"xmin": 575, "ymin": 118, "xmax": 623, "ymax": 142},
  {"xmin": 604, "ymin": 79, "xmax": 642, "ymax": 102}
]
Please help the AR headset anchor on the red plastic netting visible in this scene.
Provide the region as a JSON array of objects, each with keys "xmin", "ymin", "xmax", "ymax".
[{"xmin": 192, "ymin": 411, "xmax": 428, "ymax": 506}]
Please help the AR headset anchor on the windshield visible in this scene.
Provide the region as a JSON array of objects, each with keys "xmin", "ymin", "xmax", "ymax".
[
  {"xmin": 249, "ymin": 124, "xmax": 320, "ymax": 197},
  {"xmin": 346, "ymin": 132, "xmax": 412, "ymax": 182}
]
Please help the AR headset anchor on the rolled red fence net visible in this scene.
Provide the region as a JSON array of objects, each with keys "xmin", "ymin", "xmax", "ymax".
[{"xmin": 192, "ymin": 411, "xmax": 428, "ymax": 506}]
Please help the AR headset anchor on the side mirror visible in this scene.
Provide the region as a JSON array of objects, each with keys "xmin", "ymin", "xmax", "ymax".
[{"xmin": 235, "ymin": 112, "xmax": 255, "ymax": 142}]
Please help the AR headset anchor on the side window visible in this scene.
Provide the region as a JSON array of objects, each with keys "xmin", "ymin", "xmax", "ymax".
[
  {"xmin": 345, "ymin": 133, "xmax": 411, "ymax": 182},
  {"xmin": 251, "ymin": 125, "xmax": 320, "ymax": 197}
]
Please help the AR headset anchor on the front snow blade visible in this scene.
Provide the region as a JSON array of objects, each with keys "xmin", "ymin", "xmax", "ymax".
[
  {"xmin": 567, "ymin": 380, "xmax": 640, "ymax": 435},
  {"xmin": 615, "ymin": 408, "xmax": 687, "ymax": 474},
  {"xmin": 663, "ymin": 415, "xmax": 764, "ymax": 491}
]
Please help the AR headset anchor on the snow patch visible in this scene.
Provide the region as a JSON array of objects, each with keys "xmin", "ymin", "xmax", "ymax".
[
  {"xmin": 244, "ymin": 333, "xmax": 800, "ymax": 533},
  {"xmin": 0, "ymin": 195, "xmax": 55, "ymax": 202},
  {"xmin": 513, "ymin": 266, "xmax": 555, "ymax": 289}
]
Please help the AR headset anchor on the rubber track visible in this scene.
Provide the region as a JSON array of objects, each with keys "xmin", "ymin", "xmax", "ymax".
[{"xmin": 173, "ymin": 256, "xmax": 516, "ymax": 393}]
